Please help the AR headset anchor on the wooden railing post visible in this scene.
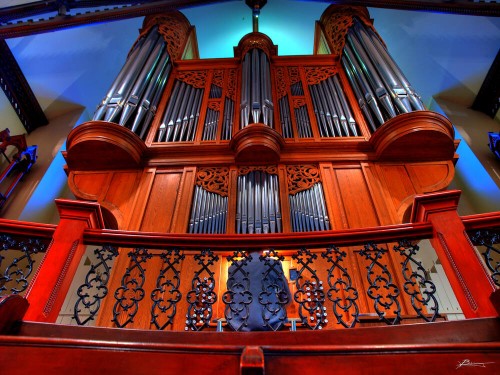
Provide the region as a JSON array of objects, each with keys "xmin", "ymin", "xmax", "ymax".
[
  {"xmin": 411, "ymin": 190, "xmax": 498, "ymax": 318},
  {"xmin": 23, "ymin": 199, "xmax": 105, "ymax": 322}
]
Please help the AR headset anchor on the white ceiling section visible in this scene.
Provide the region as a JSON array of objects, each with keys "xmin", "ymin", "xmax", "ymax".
[{"xmin": 2, "ymin": 0, "xmax": 500, "ymax": 124}]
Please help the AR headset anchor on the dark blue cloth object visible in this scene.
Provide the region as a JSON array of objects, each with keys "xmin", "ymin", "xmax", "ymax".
[{"xmin": 225, "ymin": 253, "xmax": 291, "ymax": 331}]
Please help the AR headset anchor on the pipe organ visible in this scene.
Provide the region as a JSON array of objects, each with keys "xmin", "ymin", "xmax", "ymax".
[{"xmin": 63, "ymin": 5, "xmax": 457, "ymax": 331}]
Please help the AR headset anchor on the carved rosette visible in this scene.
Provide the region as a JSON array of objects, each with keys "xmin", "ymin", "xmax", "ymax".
[
  {"xmin": 196, "ymin": 167, "xmax": 229, "ymax": 197},
  {"xmin": 275, "ymin": 67, "xmax": 287, "ymax": 99},
  {"xmin": 293, "ymin": 98, "xmax": 307, "ymax": 109},
  {"xmin": 287, "ymin": 165, "xmax": 321, "ymax": 195},
  {"xmin": 239, "ymin": 166, "xmax": 278, "ymax": 176},
  {"xmin": 319, "ymin": 6, "xmax": 374, "ymax": 57},
  {"xmin": 226, "ymin": 69, "xmax": 237, "ymax": 101},
  {"xmin": 305, "ymin": 67, "xmax": 338, "ymax": 85},
  {"xmin": 177, "ymin": 70, "xmax": 208, "ymax": 89},
  {"xmin": 140, "ymin": 12, "xmax": 191, "ymax": 60},
  {"xmin": 208, "ymin": 101, "xmax": 221, "ymax": 111}
]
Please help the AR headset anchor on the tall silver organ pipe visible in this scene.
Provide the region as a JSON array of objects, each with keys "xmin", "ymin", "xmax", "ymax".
[
  {"xmin": 92, "ymin": 26, "xmax": 173, "ymax": 140},
  {"xmin": 236, "ymin": 171, "xmax": 282, "ymax": 234},
  {"xmin": 202, "ymin": 107, "xmax": 220, "ymax": 141},
  {"xmin": 309, "ymin": 75, "xmax": 358, "ymax": 137},
  {"xmin": 221, "ymin": 97, "xmax": 235, "ymax": 141},
  {"xmin": 157, "ymin": 80, "xmax": 204, "ymax": 142},
  {"xmin": 240, "ymin": 49, "xmax": 274, "ymax": 128},
  {"xmin": 342, "ymin": 19, "xmax": 425, "ymax": 131},
  {"xmin": 189, "ymin": 185, "xmax": 228, "ymax": 234},
  {"xmin": 279, "ymin": 95, "xmax": 293, "ymax": 138},
  {"xmin": 289, "ymin": 183, "xmax": 330, "ymax": 232}
]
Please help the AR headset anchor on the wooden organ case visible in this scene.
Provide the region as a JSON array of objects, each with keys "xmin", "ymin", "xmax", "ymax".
[{"xmin": 62, "ymin": 5, "xmax": 457, "ymax": 331}]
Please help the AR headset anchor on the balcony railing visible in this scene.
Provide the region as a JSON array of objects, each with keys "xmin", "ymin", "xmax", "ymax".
[{"xmin": 0, "ymin": 192, "xmax": 499, "ymax": 333}]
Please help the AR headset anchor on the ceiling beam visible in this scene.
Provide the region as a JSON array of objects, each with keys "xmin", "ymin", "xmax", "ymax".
[
  {"xmin": 0, "ymin": 0, "xmax": 232, "ymax": 39},
  {"xmin": 328, "ymin": 1, "xmax": 500, "ymax": 17},
  {"xmin": 1, "ymin": 1, "xmax": 498, "ymax": 40},
  {"xmin": 0, "ymin": 40, "xmax": 48, "ymax": 133}
]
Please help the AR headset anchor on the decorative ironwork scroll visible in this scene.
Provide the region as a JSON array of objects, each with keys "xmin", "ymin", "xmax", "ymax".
[
  {"xmin": 292, "ymin": 248, "xmax": 327, "ymax": 330},
  {"xmin": 287, "ymin": 165, "xmax": 321, "ymax": 195},
  {"xmin": 73, "ymin": 245, "xmax": 119, "ymax": 326},
  {"xmin": 0, "ymin": 235, "xmax": 46, "ymax": 295},
  {"xmin": 112, "ymin": 248, "xmax": 151, "ymax": 328},
  {"xmin": 393, "ymin": 240, "xmax": 439, "ymax": 322},
  {"xmin": 185, "ymin": 249, "xmax": 219, "ymax": 331},
  {"xmin": 151, "ymin": 249, "xmax": 185, "ymax": 330},
  {"xmin": 259, "ymin": 250, "xmax": 290, "ymax": 331},
  {"xmin": 322, "ymin": 245, "xmax": 359, "ymax": 328},
  {"xmin": 223, "ymin": 251, "xmax": 254, "ymax": 331},
  {"xmin": 358, "ymin": 243, "xmax": 402, "ymax": 325},
  {"xmin": 470, "ymin": 230, "xmax": 500, "ymax": 287}
]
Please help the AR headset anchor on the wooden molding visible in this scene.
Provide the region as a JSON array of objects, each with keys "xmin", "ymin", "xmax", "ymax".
[
  {"xmin": 65, "ymin": 121, "xmax": 147, "ymax": 171},
  {"xmin": 230, "ymin": 123, "xmax": 285, "ymax": 163},
  {"xmin": 370, "ymin": 111, "xmax": 456, "ymax": 161}
]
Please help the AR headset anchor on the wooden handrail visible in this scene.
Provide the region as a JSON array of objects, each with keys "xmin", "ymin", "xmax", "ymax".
[
  {"xmin": 0, "ymin": 218, "xmax": 56, "ymax": 238},
  {"xmin": 83, "ymin": 221, "xmax": 434, "ymax": 250}
]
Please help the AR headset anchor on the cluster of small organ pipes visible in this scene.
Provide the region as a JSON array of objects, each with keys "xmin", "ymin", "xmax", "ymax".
[{"xmin": 90, "ymin": 14, "xmax": 425, "ymax": 235}]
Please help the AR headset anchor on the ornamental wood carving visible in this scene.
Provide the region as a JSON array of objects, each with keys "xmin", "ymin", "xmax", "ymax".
[
  {"xmin": 196, "ymin": 167, "xmax": 229, "ymax": 197},
  {"xmin": 177, "ymin": 70, "xmax": 208, "ymax": 88},
  {"xmin": 288, "ymin": 67, "xmax": 301, "ymax": 86},
  {"xmin": 287, "ymin": 165, "xmax": 321, "ymax": 195},
  {"xmin": 235, "ymin": 33, "xmax": 277, "ymax": 60},
  {"xmin": 293, "ymin": 98, "xmax": 307, "ymax": 109},
  {"xmin": 208, "ymin": 101, "xmax": 221, "ymax": 111},
  {"xmin": 139, "ymin": 12, "xmax": 191, "ymax": 60},
  {"xmin": 305, "ymin": 67, "xmax": 338, "ymax": 85},
  {"xmin": 213, "ymin": 70, "xmax": 224, "ymax": 88},
  {"xmin": 238, "ymin": 166, "xmax": 278, "ymax": 176},
  {"xmin": 227, "ymin": 69, "xmax": 237, "ymax": 101},
  {"xmin": 320, "ymin": 6, "xmax": 374, "ymax": 57},
  {"xmin": 275, "ymin": 67, "xmax": 288, "ymax": 99}
]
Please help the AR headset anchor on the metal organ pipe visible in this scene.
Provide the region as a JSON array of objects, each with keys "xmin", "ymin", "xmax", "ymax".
[
  {"xmin": 157, "ymin": 80, "xmax": 204, "ymax": 142},
  {"xmin": 189, "ymin": 185, "xmax": 228, "ymax": 234},
  {"xmin": 92, "ymin": 26, "xmax": 174, "ymax": 140},
  {"xmin": 308, "ymin": 74, "xmax": 359, "ymax": 137},
  {"xmin": 341, "ymin": 19, "xmax": 425, "ymax": 131},
  {"xmin": 240, "ymin": 49, "xmax": 274, "ymax": 127},
  {"xmin": 236, "ymin": 172, "xmax": 281, "ymax": 234},
  {"xmin": 289, "ymin": 182, "xmax": 330, "ymax": 232}
]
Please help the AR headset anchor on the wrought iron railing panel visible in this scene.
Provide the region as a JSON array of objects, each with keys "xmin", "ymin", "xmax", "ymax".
[
  {"xmin": 73, "ymin": 245, "xmax": 119, "ymax": 326},
  {"xmin": 322, "ymin": 245, "xmax": 359, "ymax": 328},
  {"xmin": 70, "ymin": 231, "xmax": 449, "ymax": 331},
  {"xmin": 151, "ymin": 249, "xmax": 185, "ymax": 330},
  {"xmin": 393, "ymin": 240, "xmax": 439, "ymax": 322},
  {"xmin": 0, "ymin": 234, "xmax": 47, "ymax": 296},
  {"xmin": 259, "ymin": 250, "xmax": 290, "ymax": 331},
  {"xmin": 292, "ymin": 248, "xmax": 327, "ymax": 330},
  {"xmin": 358, "ymin": 243, "xmax": 402, "ymax": 325},
  {"xmin": 470, "ymin": 229, "xmax": 500, "ymax": 287},
  {"xmin": 112, "ymin": 247, "xmax": 151, "ymax": 328},
  {"xmin": 223, "ymin": 250, "xmax": 254, "ymax": 331},
  {"xmin": 185, "ymin": 249, "xmax": 219, "ymax": 331}
]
